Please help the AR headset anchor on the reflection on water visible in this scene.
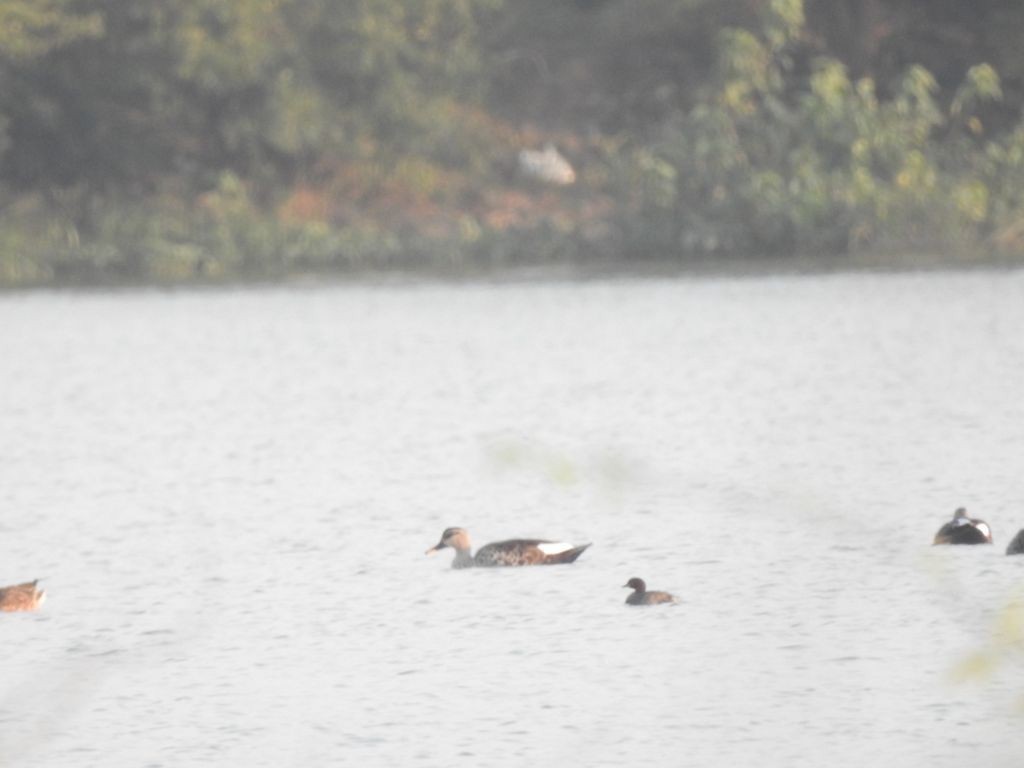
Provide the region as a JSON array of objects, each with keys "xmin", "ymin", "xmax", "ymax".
[{"xmin": 2, "ymin": 271, "xmax": 1023, "ymax": 767}]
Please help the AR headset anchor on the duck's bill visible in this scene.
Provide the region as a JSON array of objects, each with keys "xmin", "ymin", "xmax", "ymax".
[{"xmin": 425, "ymin": 543, "xmax": 447, "ymax": 555}]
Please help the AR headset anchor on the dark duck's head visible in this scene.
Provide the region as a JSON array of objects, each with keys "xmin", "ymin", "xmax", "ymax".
[{"xmin": 623, "ymin": 577, "xmax": 647, "ymax": 593}]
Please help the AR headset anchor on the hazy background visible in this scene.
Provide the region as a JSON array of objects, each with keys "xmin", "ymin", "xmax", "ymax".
[
  {"xmin": 3, "ymin": 2, "xmax": 1024, "ymax": 766},
  {"xmin": 2, "ymin": 0, "xmax": 1024, "ymax": 284}
]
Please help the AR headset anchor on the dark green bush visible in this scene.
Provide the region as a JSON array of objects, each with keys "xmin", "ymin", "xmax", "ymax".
[{"xmin": 613, "ymin": 0, "xmax": 1018, "ymax": 259}]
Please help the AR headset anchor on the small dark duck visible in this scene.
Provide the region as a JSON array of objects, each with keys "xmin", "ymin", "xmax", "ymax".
[
  {"xmin": 0, "ymin": 580, "xmax": 45, "ymax": 612},
  {"xmin": 623, "ymin": 577, "xmax": 676, "ymax": 606},
  {"xmin": 1006, "ymin": 529, "xmax": 1024, "ymax": 555},
  {"xmin": 933, "ymin": 507, "xmax": 992, "ymax": 545},
  {"xmin": 425, "ymin": 527, "xmax": 591, "ymax": 569}
]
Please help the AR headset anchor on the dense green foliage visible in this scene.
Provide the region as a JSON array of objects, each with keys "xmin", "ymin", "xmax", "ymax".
[
  {"xmin": 2, "ymin": 0, "xmax": 1024, "ymax": 285},
  {"xmin": 620, "ymin": 1, "xmax": 1019, "ymax": 256}
]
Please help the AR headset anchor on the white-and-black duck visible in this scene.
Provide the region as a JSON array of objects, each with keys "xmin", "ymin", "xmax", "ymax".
[
  {"xmin": 623, "ymin": 577, "xmax": 676, "ymax": 606},
  {"xmin": 425, "ymin": 527, "xmax": 591, "ymax": 569},
  {"xmin": 1006, "ymin": 529, "xmax": 1024, "ymax": 555},
  {"xmin": 933, "ymin": 507, "xmax": 992, "ymax": 545},
  {"xmin": 0, "ymin": 579, "xmax": 45, "ymax": 612}
]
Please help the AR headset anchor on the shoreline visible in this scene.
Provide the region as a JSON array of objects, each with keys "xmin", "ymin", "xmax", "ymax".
[{"xmin": 3, "ymin": 249, "xmax": 1023, "ymax": 293}]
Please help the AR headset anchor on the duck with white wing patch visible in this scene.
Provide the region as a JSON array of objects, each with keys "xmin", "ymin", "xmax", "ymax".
[
  {"xmin": 425, "ymin": 527, "xmax": 591, "ymax": 568},
  {"xmin": 933, "ymin": 507, "xmax": 992, "ymax": 545}
]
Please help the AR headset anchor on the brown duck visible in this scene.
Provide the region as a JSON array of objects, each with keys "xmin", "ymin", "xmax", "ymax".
[
  {"xmin": 933, "ymin": 507, "xmax": 992, "ymax": 545},
  {"xmin": 425, "ymin": 527, "xmax": 591, "ymax": 569},
  {"xmin": 0, "ymin": 580, "xmax": 46, "ymax": 612},
  {"xmin": 623, "ymin": 577, "xmax": 676, "ymax": 606}
]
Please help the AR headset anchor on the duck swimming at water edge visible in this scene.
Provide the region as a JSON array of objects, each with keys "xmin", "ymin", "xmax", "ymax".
[
  {"xmin": 0, "ymin": 580, "xmax": 45, "ymax": 612},
  {"xmin": 425, "ymin": 527, "xmax": 591, "ymax": 569},
  {"xmin": 1006, "ymin": 529, "xmax": 1024, "ymax": 555},
  {"xmin": 623, "ymin": 577, "xmax": 676, "ymax": 606},
  {"xmin": 933, "ymin": 507, "xmax": 992, "ymax": 545}
]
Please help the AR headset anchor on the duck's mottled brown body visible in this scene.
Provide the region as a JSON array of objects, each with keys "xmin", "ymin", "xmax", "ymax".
[
  {"xmin": 933, "ymin": 507, "xmax": 992, "ymax": 545},
  {"xmin": 0, "ymin": 580, "xmax": 45, "ymax": 612},
  {"xmin": 623, "ymin": 577, "xmax": 676, "ymax": 606},
  {"xmin": 426, "ymin": 527, "xmax": 591, "ymax": 569}
]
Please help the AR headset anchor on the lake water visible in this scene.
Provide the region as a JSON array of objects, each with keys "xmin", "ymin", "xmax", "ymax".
[{"xmin": 2, "ymin": 269, "xmax": 1023, "ymax": 767}]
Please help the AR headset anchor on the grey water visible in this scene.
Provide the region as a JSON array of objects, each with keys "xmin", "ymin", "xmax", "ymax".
[{"xmin": 2, "ymin": 269, "xmax": 1023, "ymax": 767}]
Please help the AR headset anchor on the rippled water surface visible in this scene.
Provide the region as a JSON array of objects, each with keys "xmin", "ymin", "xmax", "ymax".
[{"xmin": 2, "ymin": 270, "xmax": 1024, "ymax": 767}]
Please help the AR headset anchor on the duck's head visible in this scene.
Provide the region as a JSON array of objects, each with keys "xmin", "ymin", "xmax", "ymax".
[
  {"xmin": 623, "ymin": 577, "xmax": 646, "ymax": 592},
  {"xmin": 953, "ymin": 507, "xmax": 968, "ymax": 520},
  {"xmin": 425, "ymin": 527, "xmax": 471, "ymax": 555}
]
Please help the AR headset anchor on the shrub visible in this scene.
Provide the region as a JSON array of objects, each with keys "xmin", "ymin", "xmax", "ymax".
[{"xmin": 617, "ymin": 0, "xmax": 1019, "ymax": 259}]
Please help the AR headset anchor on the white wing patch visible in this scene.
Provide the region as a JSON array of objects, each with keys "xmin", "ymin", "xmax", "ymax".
[
  {"xmin": 537, "ymin": 542, "xmax": 574, "ymax": 555},
  {"xmin": 975, "ymin": 522, "xmax": 992, "ymax": 539}
]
